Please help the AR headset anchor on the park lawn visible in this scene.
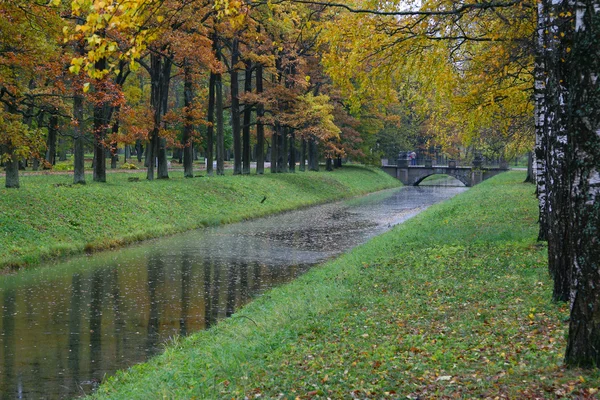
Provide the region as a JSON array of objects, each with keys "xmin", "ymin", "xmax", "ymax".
[
  {"xmin": 0, "ymin": 166, "xmax": 400, "ymax": 270},
  {"xmin": 91, "ymin": 171, "xmax": 600, "ymax": 399}
]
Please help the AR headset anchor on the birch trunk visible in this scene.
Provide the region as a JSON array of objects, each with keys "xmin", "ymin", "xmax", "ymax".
[
  {"xmin": 537, "ymin": 0, "xmax": 571, "ymax": 302},
  {"xmin": 564, "ymin": 0, "xmax": 600, "ymax": 367}
]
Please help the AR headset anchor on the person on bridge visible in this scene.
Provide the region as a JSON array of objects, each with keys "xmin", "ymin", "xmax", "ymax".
[{"xmin": 410, "ymin": 151, "xmax": 417, "ymax": 166}]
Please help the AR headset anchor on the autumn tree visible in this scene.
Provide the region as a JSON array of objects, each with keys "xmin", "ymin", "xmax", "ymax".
[
  {"xmin": 283, "ymin": 0, "xmax": 600, "ymax": 369},
  {"xmin": 0, "ymin": 0, "xmax": 67, "ymax": 188}
]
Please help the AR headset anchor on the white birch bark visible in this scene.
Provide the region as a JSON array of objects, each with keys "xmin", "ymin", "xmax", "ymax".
[{"xmin": 564, "ymin": 0, "xmax": 600, "ymax": 367}]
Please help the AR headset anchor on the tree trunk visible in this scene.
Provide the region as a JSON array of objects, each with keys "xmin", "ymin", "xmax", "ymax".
[
  {"xmin": 277, "ymin": 125, "xmax": 284, "ymax": 172},
  {"xmin": 524, "ymin": 151, "xmax": 534, "ymax": 183},
  {"xmin": 271, "ymin": 127, "xmax": 279, "ymax": 174},
  {"xmin": 147, "ymin": 128, "xmax": 157, "ymax": 181},
  {"xmin": 110, "ymin": 147, "xmax": 118, "ymax": 169},
  {"xmin": 255, "ymin": 64, "xmax": 265, "ymax": 174},
  {"xmin": 278, "ymin": 125, "xmax": 286, "ymax": 172},
  {"xmin": 147, "ymin": 52, "xmax": 172, "ymax": 180},
  {"xmin": 242, "ymin": 61, "xmax": 252, "ymax": 175},
  {"xmin": 206, "ymin": 71, "xmax": 216, "ymax": 176},
  {"xmin": 183, "ymin": 61, "xmax": 194, "ymax": 178},
  {"xmin": 308, "ymin": 137, "xmax": 319, "ymax": 171},
  {"xmin": 144, "ymin": 141, "xmax": 150, "ymax": 168},
  {"xmin": 58, "ymin": 136, "xmax": 67, "ymax": 162},
  {"xmin": 326, "ymin": 156, "xmax": 333, "ymax": 171},
  {"xmin": 92, "ymin": 105, "xmax": 107, "ymax": 183},
  {"xmin": 4, "ymin": 148, "xmax": 19, "ymax": 188},
  {"xmin": 157, "ymin": 58, "xmax": 171, "ymax": 180},
  {"xmin": 92, "ymin": 55, "xmax": 114, "ymax": 183},
  {"xmin": 230, "ymin": 36, "xmax": 242, "ymax": 175},
  {"xmin": 72, "ymin": 23, "xmax": 86, "ymax": 185},
  {"xmin": 541, "ymin": 0, "xmax": 571, "ymax": 303},
  {"xmin": 45, "ymin": 114, "xmax": 58, "ymax": 166},
  {"xmin": 173, "ymin": 147, "xmax": 182, "ymax": 163},
  {"xmin": 215, "ymin": 70, "xmax": 225, "ymax": 176},
  {"xmin": 136, "ymin": 140, "xmax": 143, "ymax": 163},
  {"xmin": 110, "ymin": 108, "xmax": 120, "ymax": 169},
  {"xmin": 563, "ymin": 0, "xmax": 600, "ymax": 368},
  {"xmin": 300, "ymin": 139, "xmax": 306, "ymax": 171},
  {"xmin": 157, "ymin": 138, "xmax": 169, "ymax": 178},
  {"xmin": 73, "ymin": 86, "xmax": 86, "ymax": 183},
  {"xmin": 288, "ymin": 130, "xmax": 295, "ymax": 173}
]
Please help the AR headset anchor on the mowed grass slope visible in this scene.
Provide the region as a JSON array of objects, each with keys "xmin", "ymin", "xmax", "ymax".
[
  {"xmin": 0, "ymin": 166, "xmax": 399, "ymax": 270},
  {"xmin": 92, "ymin": 171, "xmax": 600, "ymax": 399}
]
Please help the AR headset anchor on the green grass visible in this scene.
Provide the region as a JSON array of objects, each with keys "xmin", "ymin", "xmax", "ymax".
[
  {"xmin": 419, "ymin": 174, "xmax": 462, "ymax": 185},
  {"xmin": 91, "ymin": 171, "xmax": 600, "ymax": 399},
  {"xmin": 0, "ymin": 166, "xmax": 399, "ymax": 270},
  {"xmin": 49, "ymin": 156, "xmax": 209, "ymax": 172}
]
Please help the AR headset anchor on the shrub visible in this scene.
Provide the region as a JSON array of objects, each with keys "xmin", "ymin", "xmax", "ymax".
[
  {"xmin": 121, "ymin": 163, "xmax": 138, "ymax": 170},
  {"xmin": 53, "ymin": 163, "xmax": 74, "ymax": 171}
]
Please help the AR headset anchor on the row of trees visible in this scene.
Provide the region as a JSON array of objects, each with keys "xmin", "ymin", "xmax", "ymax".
[
  {"xmin": 1, "ymin": 0, "xmax": 532, "ymax": 190},
  {"xmin": 1, "ymin": 0, "xmax": 365, "ymax": 188}
]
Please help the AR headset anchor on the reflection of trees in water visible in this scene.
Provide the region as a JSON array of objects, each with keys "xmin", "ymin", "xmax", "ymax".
[
  {"xmin": 253, "ymin": 262, "xmax": 261, "ymax": 293},
  {"xmin": 110, "ymin": 267, "xmax": 125, "ymax": 370},
  {"xmin": 209, "ymin": 260, "xmax": 221, "ymax": 329},
  {"xmin": 89, "ymin": 269, "xmax": 103, "ymax": 381},
  {"xmin": 68, "ymin": 274, "xmax": 82, "ymax": 390},
  {"xmin": 146, "ymin": 256, "xmax": 164, "ymax": 358},
  {"xmin": 2, "ymin": 289, "xmax": 15, "ymax": 400},
  {"xmin": 203, "ymin": 258, "xmax": 214, "ymax": 329},
  {"xmin": 0, "ymin": 250, "xmax": 314, "ymax": 399},
  {"xmin": 240, "ymin": 262, "xmax": 249, "ymax": 301},
  {"xmin": 180, "ymin": 255, "xmax": 192, "ymax": 336}
]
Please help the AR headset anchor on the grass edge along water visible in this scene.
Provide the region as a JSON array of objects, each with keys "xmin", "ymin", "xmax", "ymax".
[
  {"xmin": 0, "ymin": 166, "xmax": 399, "ymax": 271},
  {"xmin": 91, "ymin": 171, "xmax": 600, "ymax": 399}
]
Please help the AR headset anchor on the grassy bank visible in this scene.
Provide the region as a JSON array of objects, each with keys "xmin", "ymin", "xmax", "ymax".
[
  {"xmin": 0, "ymin": 166, "xmax": 399, "ymax": 270},
  {"xmin": 92, "ymin": 171, "xmax": 600, "ymax": 399}
]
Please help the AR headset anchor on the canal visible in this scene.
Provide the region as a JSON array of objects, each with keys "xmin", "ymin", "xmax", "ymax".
[{"xmin": 0, "ymin": 184, "xmax": 466, "ymax": 399}]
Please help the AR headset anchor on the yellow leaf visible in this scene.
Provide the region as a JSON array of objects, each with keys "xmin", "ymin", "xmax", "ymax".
[
  {"xmin": 83, "ymin": 82, "xmax": 90, "ymax": 93},
  {"xmin": 157, "ymin": 15, "xmax": 164, "ymax": 23}
]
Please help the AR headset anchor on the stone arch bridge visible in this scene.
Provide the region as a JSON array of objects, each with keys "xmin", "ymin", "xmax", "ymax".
[{"xmin": 381, "ymin": 160, "xmax": 508, "ymax": 187}]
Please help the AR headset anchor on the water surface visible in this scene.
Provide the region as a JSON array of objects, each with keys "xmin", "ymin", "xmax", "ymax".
[{"xmin": 0, "ymin": 185, "xmax": 466, "ymax": 399}]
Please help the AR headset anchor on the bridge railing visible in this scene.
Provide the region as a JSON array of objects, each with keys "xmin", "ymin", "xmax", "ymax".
[{"xmin": 382, "ymin": 155, "xmax": 508, "ymax": 169}]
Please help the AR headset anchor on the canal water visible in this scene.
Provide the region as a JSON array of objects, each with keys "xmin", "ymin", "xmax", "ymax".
[{"xmin": 0, "ymin": 184, "xmax": 466, "ymax": 399}]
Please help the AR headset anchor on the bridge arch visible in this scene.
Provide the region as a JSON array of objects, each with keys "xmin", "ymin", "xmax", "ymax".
[
  {"xmin": 412, "ymin": 172, "xmax": 470, "ymax": 187},
  {"xmin": 380, "ymin": 164, "xmax": 508, "ymax": 187}
]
